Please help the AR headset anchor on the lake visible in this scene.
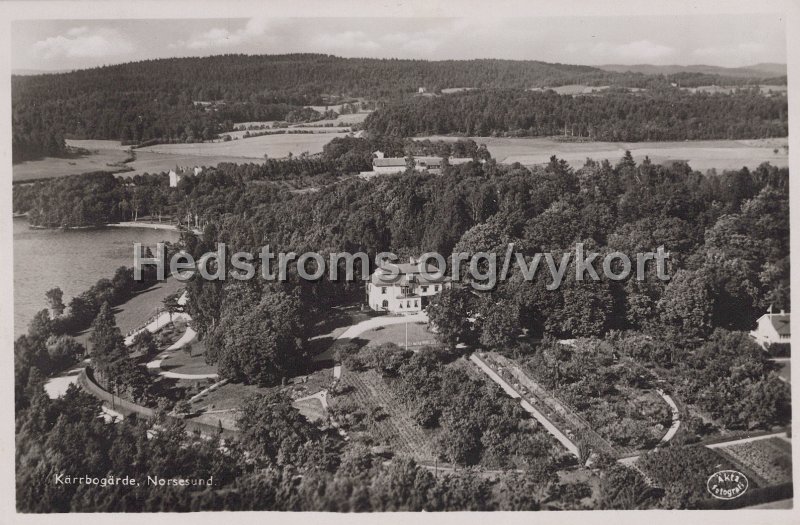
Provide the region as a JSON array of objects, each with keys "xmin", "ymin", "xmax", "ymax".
[{"xmin": 13, "ymin": 218, "xmax": 179, "ymax": 337}]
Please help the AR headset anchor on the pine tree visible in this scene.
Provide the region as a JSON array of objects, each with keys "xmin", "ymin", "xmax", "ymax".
[{"xmin": 88, "ymin": 302, "xmax": 126, "ymax": 380}]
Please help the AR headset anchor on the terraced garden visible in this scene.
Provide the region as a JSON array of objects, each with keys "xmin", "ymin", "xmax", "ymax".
[
  {"xmin": 717, "ymin": 438, "xmax": 793, "ymax": 485},
  {"xmin": 329, "ymin": 368, "xmax": 436, "ymax": 461}
]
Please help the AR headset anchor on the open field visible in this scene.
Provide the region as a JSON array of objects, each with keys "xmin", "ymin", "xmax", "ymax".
[
  {"xmin": 224, "ymin": 126, "xmax": 352, "ymax": 140},
  {"xmin": 137, "ymin": 130, "xmax": 350, "ymax": 160},
  {"xmin": 529, "ymin": 84, "xmax": 611, "ymax": 95},
  {"xmin": 418, "ymin": 136, "xmax": 789, "ymax": 172},
  {"xmin": 304, "ymin": 112, "xmax": 370, "ymax": 126},
  {"xmin": 13, "ymin": 139, "xmax": 132, "ymax": 181},
  {"xmin": 441, "ymin": 87, "xmax": 476, "ymax": 94},
  {"xmin": 13, "ymin": 139, "xmax": 265, "ymax": 180},
  {"xmin": 683, "ymin": 84, "xmax": 788, "ymax": 95},
  {"xmin": 14, "ymin": 129, "xmax": 351, "ymax": 180},
  {"xmin": 123, "ymin": 149, "xmax": 265, "ymax": 176}
]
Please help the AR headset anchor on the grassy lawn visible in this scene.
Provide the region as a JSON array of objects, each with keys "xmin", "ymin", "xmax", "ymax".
[
  {"xmin": 190, "ymin": 382, "xmax": 269, "ymax": 430},
  {"xmin": 356, "ymin": 321, "xmax": 437, "ymax": 348},
  {"xmin": 308, "ymin": 304, "xmax": 376, "ymax": 360},
  {"xmin": 189, "ymin": 366, "xmax": 335, "ymax": 431},
  {"xmin": 160, "ymin": 339, "xmax": 218, "ymax": 376},
  {"xmin": 74, "ymin": 278, "xmax": 184, "ymax": 347}
]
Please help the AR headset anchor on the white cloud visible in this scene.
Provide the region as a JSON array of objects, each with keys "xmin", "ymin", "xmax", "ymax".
[
  {"xmin": 182, "ymin": 16, "xmax": 276, "ymax": 50},
  {"xmin": 33, "ymin": 27, "xmax": 135, "ymax": 59}
]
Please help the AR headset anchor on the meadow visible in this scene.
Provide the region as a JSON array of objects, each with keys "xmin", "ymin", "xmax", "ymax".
[
  {"xmin": 13, "ymin": 139, "xmax": 131, "ymax": 181},
  {"xmin": 418, "ymin": 136, "xmax": 789, "ymax": 172},
  {"xmin": 136, "ymin": 130, "xmax": 351, "ymax": 160}
]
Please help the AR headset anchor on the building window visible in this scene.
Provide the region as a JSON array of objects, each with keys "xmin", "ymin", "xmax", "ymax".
[
  {"xmin": 434, "ymin": 285, "xmax": 440, "ymax": 291},
  {"xmin": 414, "ymin": 300, "xmax": 419, "ymax": 307},
  {"xmin": 399, "ymin": 302, "xmax": 403, "ymax": 308},
  {"xmin": 382, "ymin": 287, "xmax": 387, "ymax": 294},
  {"xmin": 382, "ymin": 300, "xmax": 388, "ymax": 308},
  {"xmin": 421, "ymin": 286, "xmax": 428, "ymax": 293}
]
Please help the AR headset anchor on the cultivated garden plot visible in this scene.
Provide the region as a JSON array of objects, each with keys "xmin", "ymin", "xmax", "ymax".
[
  {"xmin": 10, "ymin": 12, "xmax": 794, "ymax": 513},
  {"xmin": 514, "ymin": 341, "xmax": 673, "ymax": 452},
  {"xmin": 329, "ymin": 367, "xmax": 437, "ymax": 461},
  {"xmin": 716, "ymin": 438, "xmax": 793, "ymax": 485}
]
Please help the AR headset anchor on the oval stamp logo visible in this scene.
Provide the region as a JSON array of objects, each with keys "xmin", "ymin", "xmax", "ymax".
[{"xmin": 707, "ymin": 470, "xmax": 749, "ymax": 500}]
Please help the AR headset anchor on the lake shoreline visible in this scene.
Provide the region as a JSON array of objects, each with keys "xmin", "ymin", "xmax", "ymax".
[
  {"xmin": 14, "ymin": 220, "xmax": 181, "ymax": 337},
  {"xmin": 13, "ymin": 217, "xmax": 180, "ymax": 232}
]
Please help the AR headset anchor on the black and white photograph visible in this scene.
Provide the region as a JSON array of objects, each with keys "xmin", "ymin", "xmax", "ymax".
[{"xmin": 1, "ymin": 0, "xmax": 798, "ymax": 520}]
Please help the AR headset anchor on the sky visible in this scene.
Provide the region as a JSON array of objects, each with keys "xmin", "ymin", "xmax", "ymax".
[{"xmin": 11, "ymin": 14, "xmax": 787, "ymax": 72}]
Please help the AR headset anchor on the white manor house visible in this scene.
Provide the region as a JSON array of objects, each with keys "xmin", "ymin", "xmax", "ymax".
[{"xmin": 366, "ymin": 257, "xmax": 450, "ymax": 314}]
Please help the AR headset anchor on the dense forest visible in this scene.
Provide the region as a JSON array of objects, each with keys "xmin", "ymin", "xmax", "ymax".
[
  {"xmin": 364, "ymin": 88, "xmax": 789, "ymax": 140},
  {"xmin": 14, "ymin": 141, "xmax": 790, "ymax": 510},
  {"xmin": 15, "ymin": 156, "xmax": 790, "ymax": 511},
  {"xmin": 12, "ymin": 53, "xmax": 787, "ymax": 162},
  {"xmin": 14, "ymin": 141, "xmax": 790, "ymax": 378}
]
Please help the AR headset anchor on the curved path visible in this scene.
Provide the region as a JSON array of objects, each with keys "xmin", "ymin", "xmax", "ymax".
[
  {"xmin": 125, "ymin": 311, "xmax": 190, "ymax": 345},
  {"xmin": 339, "ymin": 312, "xmax": 429, "ymax": 339},
  {"xmin": 44, "ymin": 361, "xmax": 88, "ymax": 399},
  {"xmin": 302, "ymin": 312, "xmax": 430, "ymax": 434},
  {"xmin": 656, "ymin": 388, "xmax": 681, "ymax": 446},
  {"xmin": 136, "ymin": 291, "xmax": 219, "ymax": 380},
  {"xmin": 314, "ymin": 312, "xmax": 429, "ymax": 363},
  {"xmin": 167, "ymin": 326, "xmax": 197, "ymax": 351}
]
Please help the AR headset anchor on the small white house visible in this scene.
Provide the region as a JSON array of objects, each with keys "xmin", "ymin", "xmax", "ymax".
[
  {"xmin": 750, "ymin": 310, "xmax": 790, "ymax": 349},
  {"xmin": 366, "ymin": 257, "xmax": 450, "ymax": 314},
  {"xmin": 169, "ymin": 166, "xmax": 203, "ymax": 187},
  {"xmin": 168, "ymin": 170, "xmax": 182, "ymax": 188}
]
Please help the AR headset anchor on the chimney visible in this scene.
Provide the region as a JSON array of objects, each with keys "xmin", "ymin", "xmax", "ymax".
[{"xmin": 409, "ymin": 256, "xmax": 417, "ymax": 265}]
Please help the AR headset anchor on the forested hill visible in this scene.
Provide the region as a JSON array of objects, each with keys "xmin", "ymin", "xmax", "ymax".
[
  {"xmin": 10, "ymin": 53, "xmax": 639, "ymax": 102},
  {"xmin": 364, "ymin": 89, "xmax": 789, "ymax": 141},
  {"xmin": 11, "ymin": 53, "xmax": 788, "ymax": 162},
  {"xmin": 10, "ymin": 54, "xmax": 625, "ymax": 162},
  {"xmin": 14, "ymin": 54, "xmax": 785, "ymax": 106}
]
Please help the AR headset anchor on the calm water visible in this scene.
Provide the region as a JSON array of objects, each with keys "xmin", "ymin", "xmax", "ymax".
[{"xmin": 13, "ymin": 218, "xmax": 179, "ymax": 337}]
